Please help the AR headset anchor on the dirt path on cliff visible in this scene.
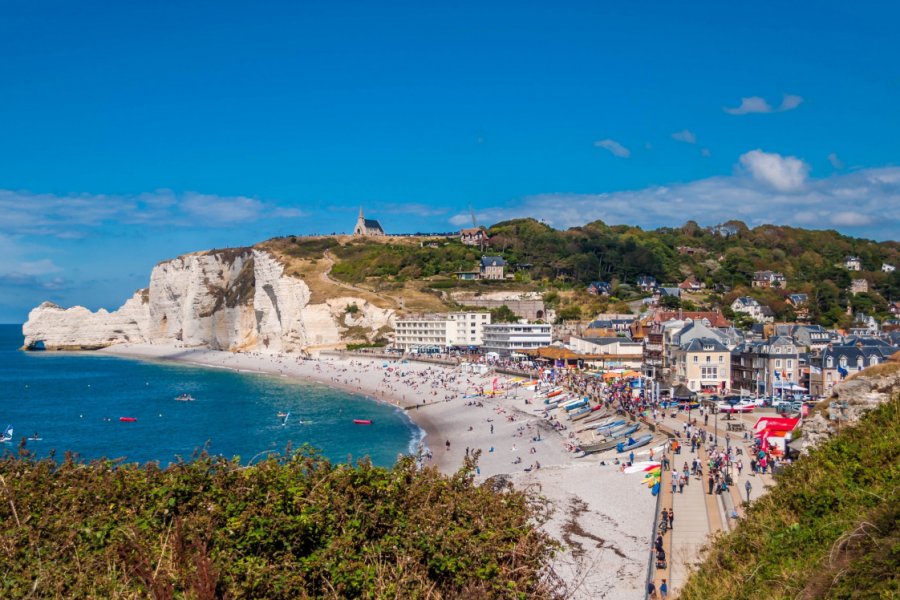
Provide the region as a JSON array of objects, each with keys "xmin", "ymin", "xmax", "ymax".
[{"xmin": 320, "ymin": 251, "xmax": 400, "ymax": 309}]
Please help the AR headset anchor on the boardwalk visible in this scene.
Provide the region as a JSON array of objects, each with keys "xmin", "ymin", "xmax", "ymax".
[{"xmin": 648, "ymin": 408, "xmax": 776, "ymax": 597}]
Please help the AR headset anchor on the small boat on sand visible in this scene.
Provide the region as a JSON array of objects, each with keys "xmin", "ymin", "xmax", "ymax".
[
  {"xmin": 617, "ymin": 434, "xmax": 653, "ymax": 453},
  {"xmin": 353, "ymin": 419, "xmax": 373, "ymax": 425}
]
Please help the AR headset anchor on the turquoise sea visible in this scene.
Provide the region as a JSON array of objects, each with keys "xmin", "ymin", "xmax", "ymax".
[{"xmin": 0, "ymin": 325, "xmax": 420, "ymax": 466}]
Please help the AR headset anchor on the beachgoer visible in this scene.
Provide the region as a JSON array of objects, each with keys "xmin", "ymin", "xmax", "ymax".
[
  {"xmin": 668, "ymin": 508, "xmax": 674, "ymax": 530},
  {"xmin": 445, "ymin": 440, "xmax": 450, "ymax": 451},
  {"xmin": 660, "ymin": 578, "xmax": 668, "ymax": 599}
]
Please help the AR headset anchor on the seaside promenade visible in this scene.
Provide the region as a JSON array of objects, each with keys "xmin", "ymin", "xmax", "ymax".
[{"xmin": 648, "ymin": 408, "xmax": 776, "ymax": 597}]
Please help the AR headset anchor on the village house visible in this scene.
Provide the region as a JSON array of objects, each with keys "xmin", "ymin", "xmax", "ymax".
[
  {"xmin": 459, "ymin": 227, "xmax": 488, "ymax": 247},
  {"xmin": 843, "ymin": 256, "xmax": 861, "ymax": 271},
  {"xmin": 883, "ymin": 263, "xmax": 896, "ymax": 273},
  {"xmin": 730, "ymin": 296, "xmax": 775, "ymax": 323},
  {"xmin": 672, "ymin": 337, "xmax": 732, "ymax": 394},
  {"xmin": 787, "ymin": 293, "xmax": 810, "ymax": 320},
  {"xmin": 730, "ymin": 336, "xmax": 800, "ymax": 396},
  {"xmin": 635, "ymin": 275, "xmax": 658, "ymax": 291},
  {"xmin": 586, "ymin": 281, "xmax": 612, "ymax": 296},
  {"xmin": 752, "ymin": 270, "xmax": 786, "ymax": 289},
  {"xmin": 678, "ymin": 276, "xmax": 704, "ymax": 291},
  {"xmin": 850, "ymin": 279, "xmax": 869, "ymax": 295},
  {"xmin": 809, "ymin": 339, "xmax": 897, "ymax": 396},
  {"xmin": 479, "ymin": 256, "xmax": 506, "ymax": 280}
]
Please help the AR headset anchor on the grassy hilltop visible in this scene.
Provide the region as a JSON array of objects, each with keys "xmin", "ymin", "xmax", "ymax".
[{"xmin": 680, "ymin": 364, "xmax": 900, "ymax": 599}]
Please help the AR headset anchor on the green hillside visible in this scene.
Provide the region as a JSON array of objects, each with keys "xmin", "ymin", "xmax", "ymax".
[
  {"xmin": 680, "ymin": 376, "xmax": 900, "ymax": 599},
  {"xmin": 265, "ymin": 219, "xmax": 899, "ymax": 326}
]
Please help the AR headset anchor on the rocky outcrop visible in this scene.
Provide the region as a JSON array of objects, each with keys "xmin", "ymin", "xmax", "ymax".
[
  {"xmin": 795, "ymin": 358, "xmax": 900, "ymax": 454},
  {"xmin": 23, "ymin": 248, "xmax": 394, "ymax": 354}
]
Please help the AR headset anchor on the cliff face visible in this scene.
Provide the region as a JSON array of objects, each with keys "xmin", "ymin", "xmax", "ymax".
[{"xmin": 22, "ymin": 249, "xmax": 393, "ymax": 354}]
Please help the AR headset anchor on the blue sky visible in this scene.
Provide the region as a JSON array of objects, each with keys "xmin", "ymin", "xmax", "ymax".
[{"xmin": 1, "ymin": 1, "xmax": 898, "ymax": 322}]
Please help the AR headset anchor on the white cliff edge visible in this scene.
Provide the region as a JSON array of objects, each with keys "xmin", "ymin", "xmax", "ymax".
[{"xmin": 22, "ymin": 249, "xmax": 393, "ymax": 354}]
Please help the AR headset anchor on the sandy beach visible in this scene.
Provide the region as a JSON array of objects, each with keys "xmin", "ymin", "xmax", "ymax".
[{"xmin": 99, "ymin": 343, "xmax": 657, "ymax": 599}]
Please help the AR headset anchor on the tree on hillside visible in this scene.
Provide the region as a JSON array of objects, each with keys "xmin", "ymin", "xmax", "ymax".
[{"xmin": 490, "ymin": 305, "xmax": 519, "ymax": 323}]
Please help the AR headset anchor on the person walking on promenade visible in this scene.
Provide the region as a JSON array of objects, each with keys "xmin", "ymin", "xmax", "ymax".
[
  {"xmin": 668, "ymin": 508, "xmax": 674, "ymax": 530},
  {"xmin": 737, "ymin": 459, "xmax": 743, "ymax": 476},
  {"xmin": 708, "ymin": 472, "xmax": 715, "ymax": 495},
  {"xmin": 647, "ymin": 580, "xmax": 658, "ymax": 599},
  {"xmin": 671, "ymin": 473, "xmax": 678, "ymax": 495},
  {"xmin": 660, "ymin": 578, "xmax": 668, "ymax": 599}
]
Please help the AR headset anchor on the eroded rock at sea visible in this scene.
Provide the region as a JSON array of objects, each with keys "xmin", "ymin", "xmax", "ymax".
[{"xmin": 23, "ymin": 249, "xmax": 393, "ymax": 353}]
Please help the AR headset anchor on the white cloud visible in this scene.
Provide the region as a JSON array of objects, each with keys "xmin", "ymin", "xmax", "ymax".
[
  {"xmin": 0, "ymin": 189, "xmax": 305, "ymax": 237},
  {"xmin": 780, "ymin": 94, "xmax": 804, "ymax": 111},
  {"xmin": 450, "ymin": 160, "xmax": 900, "ymax": 240},
  {"xmin": 738, "ymin": 149, "xmax": 810, "ymax": 192},
  {"xmin": 671, "ymin": 129, "xmax": 697, "ymax": 144},
  {"xmin": 828, "ymin": 152, "xmax": 844, "ymax": 169},
  {"xmin": 725, "ymin": 94, "xmax": 804, "ymax": 115},
  {"xmin": 594, "ymin": 138, "xmax": 631, "ymax": 158}
]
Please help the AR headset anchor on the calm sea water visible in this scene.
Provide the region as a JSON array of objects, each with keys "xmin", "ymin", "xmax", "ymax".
[{"xmin": 0, "ymin": 325, "xmax": 420, "ymax": 466}]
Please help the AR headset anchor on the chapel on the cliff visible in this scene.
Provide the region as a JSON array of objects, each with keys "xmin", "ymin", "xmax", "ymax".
[{"xmin": 353, "ymin": 208, "xmax": 385, "ymax": 236}]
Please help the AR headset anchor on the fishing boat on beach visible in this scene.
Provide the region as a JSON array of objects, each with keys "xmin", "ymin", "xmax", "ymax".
[{"xmin": 617, "ymin": 434, "xmax": 654, "ymax": 453}]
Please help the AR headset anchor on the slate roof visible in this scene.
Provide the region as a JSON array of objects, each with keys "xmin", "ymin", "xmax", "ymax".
[
  {"xmin": 681, "ymin": 337, "xmax": 729, "ymax": 352},
  {"xmin": 480, "ymin": 256, "xmax": 506, "ymax": 267}
]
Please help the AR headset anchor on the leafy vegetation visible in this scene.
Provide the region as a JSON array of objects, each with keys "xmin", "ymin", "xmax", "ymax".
[
  {"xmin": 0, "ymin": 449, "xmax": 560, "ymax": 599},
  {"xmin": 680, "ymin": 391, "xmax": 900, "ymax": 599}
]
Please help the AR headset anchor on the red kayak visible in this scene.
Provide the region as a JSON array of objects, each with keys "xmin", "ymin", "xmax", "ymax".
[
  {"xmin": 353, "ymin": 419, "xmax": 372, "ymax": 425},
  {"xmin": 119, "ymin": 417, "xmax": 137, "ymax": 422}
]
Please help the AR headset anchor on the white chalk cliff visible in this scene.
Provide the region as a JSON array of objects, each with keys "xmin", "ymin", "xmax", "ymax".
[{"xmin": 23, "ymin": 249, "xmax": 394, "ymax": 353}]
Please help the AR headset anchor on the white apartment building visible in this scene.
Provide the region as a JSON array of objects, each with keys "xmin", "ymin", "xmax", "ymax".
[
  {"xmin": 482, "ymin": 322, "xmax": 552, "ymax": 356},
  {"xmin": 393, "ymin": 312, "xmax": 491, "ymax": 351}
]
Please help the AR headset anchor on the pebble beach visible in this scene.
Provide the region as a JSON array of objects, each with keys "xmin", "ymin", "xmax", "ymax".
[{"xmin": 100, "ymin": 343, "xmax": 657, "ymax": 599}]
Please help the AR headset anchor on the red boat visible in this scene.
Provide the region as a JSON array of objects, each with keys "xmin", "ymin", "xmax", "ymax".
[
  {"xmin": 119, "ymin": 417, "xmax": 137, "ymax": 422},
  {"xmin": 353, "ymin": 419, "xmax": 372, "ymax": 425}
]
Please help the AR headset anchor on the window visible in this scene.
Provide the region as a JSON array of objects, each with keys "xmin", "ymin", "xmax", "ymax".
[
  {"xmin": 787, "ymin": 359, "xmax": 793, "ymax": 368},
  {"xmin": 700, "ymin": 366, "xmax": 718, "ymax": 379},
  {"xmin": 706, "ymin": 356, "xmax": 711, "ymax": 363},
  {"xmin": 693, "ymin": 356, "xmax": 698, "ymax": 363},
  {"xmin": 775, "ymin": 359, "xmax": 782, "ymax": 368},
  {"xmin": 719, "ymin": 355, "xmax": 724, "ymax": 363},
  {"xmin": 826, "ymin": 357, "xmax": 833, "ymax": 368},
  {"xmin": 839, "ymin": 357, "xmax": 848, "ymax": 368}
]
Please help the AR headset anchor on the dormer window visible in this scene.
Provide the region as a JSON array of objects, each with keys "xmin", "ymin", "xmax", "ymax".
[
  {"xmin": 826, "ymin": 357, "xmax": 833, "ymax": 368},
  {"xmin": 840, "ymin": 357, "xmax": 848, "ymax": 368}
]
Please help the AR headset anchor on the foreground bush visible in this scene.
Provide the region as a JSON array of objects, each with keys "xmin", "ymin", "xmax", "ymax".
[{"xmin": 0, "ymin": 448, "xmax": 560, "ymax": 599}]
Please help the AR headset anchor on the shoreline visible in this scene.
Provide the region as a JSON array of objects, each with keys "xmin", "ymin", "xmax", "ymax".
[{"xmin": 97, "ymin": 342, "xmax": 657, "ymax": 599}]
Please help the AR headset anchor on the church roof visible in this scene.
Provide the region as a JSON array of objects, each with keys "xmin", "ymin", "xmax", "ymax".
[{"xmin": 363, "ymin": 219, "xmax": 383, "ymax": 230}]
